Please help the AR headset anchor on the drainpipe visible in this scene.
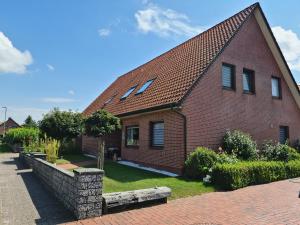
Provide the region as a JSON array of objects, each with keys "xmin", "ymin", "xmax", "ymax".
[{"xmin": 171, "ymin": 107, "xmax": 187, "ymax": 163}]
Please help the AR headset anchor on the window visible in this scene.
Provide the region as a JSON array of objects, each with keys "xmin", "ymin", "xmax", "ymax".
[
  {"xmin": 222, "ymin": 63, "xmax": 235, "ymax": 89},
  {"xmin": 126, "ymin": 126, "xmax": 139, "ymax": 147},
  {"xmin": 272, "ymin": 77, "xmax": 281, "ymax": 98},
  {"xmin": 279, "ymin": 126, "xmax": 289, "ymax": 144},
  {"xmin": 120, "ymin": 86, "xmax": 136, "ymax": 100},
  {"xmin": 150, "ymin": 122, "xmax": 164, "ymax": 148},
  {"xmin": 243, "ymin": 69, "xmax": 255, "ymax": 94},
  {"xmin": 136, "ymin": 79, "xmax": 154, "ymax": 95}
]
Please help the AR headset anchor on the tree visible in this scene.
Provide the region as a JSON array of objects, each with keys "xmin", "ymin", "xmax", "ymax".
[
  {"xmin": 39, "ymin": 108, "xmax": 83, "ymax": 141},
  {"xmin": 23, "ymin": 115, "xmax": 37, "ymax": 128},
  {"xmin": 84, "ymin": 110, "xmax": 121, "ymax": 169}
]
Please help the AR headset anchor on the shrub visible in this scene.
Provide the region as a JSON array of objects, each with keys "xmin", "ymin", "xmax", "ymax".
[
  {"xmin": 45, "ymin": 138, "xmax": 60, "ymax": 163},
  {"xmin": 184, "ymin": 147, "xmax": 218, "ymax": 179},
  {"xmin": 3, "ymin": 127, "xmax": 39, "ymax": 145},
  {"xmin": 60, "ymin": 139, "xmax": 81, "ymax": 155},
  {"xmin": 216, "ymin": 153, "xmax": 239, "ymax": 164},
  {"xmin": 223, "ymin": 130, "xmax": 257, "ymax": 160},
  {"xmin": 212, "ymin": 160, "xmax": 300, "ymax": 190},
  {"xmin": 260, "ymin": 141, "xmax": 300, "ymax": 161}
]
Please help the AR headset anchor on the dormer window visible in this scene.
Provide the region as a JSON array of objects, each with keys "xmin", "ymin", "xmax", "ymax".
[
  {"xmin": 120, "ymin": 86, "xmax": 136, "ymax": 100},
  {"xmin": 136, "ymin": 79, "xmax": 154, "ymax": 95}
]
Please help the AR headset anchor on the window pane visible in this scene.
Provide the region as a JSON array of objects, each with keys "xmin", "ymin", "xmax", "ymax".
[
  {"xmin": 243, "ymin": 73, "xmax": 250, "ymax": 92},
  {"xmin": 152, "ymin": 122, "xmax": 164, "ymax": 146},
  {"xmin": 222, "ymin": 65, "xmax": 233, "ymax": 88},
  {"xmin": 121, "ymin": 87, "xmax": 136, "ymax": 99},
  {"xmin": 279, "ymin": 126, "xmax": 288, "ymax": 144},
  {"xmin": 136, "ymin": 80, "xmax": 154, "ymax": 94},
  {"xmin": 126, "ymin": 126, "xmax": 139, "ymax": 146},
  {"xmin": 243, "ymin": 70, "xmax": 254, "ymax": 93},
  {"xmin": 272, "ymin": 78, "xmax": 280, "ymax": 97}
]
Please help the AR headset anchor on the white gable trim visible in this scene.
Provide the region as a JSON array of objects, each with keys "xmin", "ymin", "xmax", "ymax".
[{"xmin": 254, "ymin": 7, "xmax": 300, "ymax": 108}]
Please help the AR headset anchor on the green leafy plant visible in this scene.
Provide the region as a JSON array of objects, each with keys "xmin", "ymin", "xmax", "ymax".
[
  {"xmin": 3, "ymin": 127, "xmax": 39, "ymax": 146},
  {"xmin": 184, "ymin": 147, "xmax": 219, "ymax": 179},
  {"xmin": 39, "ymin": 108, "xmax": 83, "ymax": 141},
  {"xmin": 45, "ymin": 138, "xmax": 60, "ymax": 163},
  {"xmin": 260, "ymin": 141, "xmax": 300, "ymax": 161},
  {"xmin": 223, "ymin": 130, "xmax": 257, "ymax": 160},
  {"xmin": 23, "ymin": 115, "xmax": 38, "ymax": 128},
  {"xmin": 84, "ymin": 110, "xmax": 121, "ymax": 169},
  {"xmin": 212, "ymin": 160, "xmax": 300, "ymax": 190}
]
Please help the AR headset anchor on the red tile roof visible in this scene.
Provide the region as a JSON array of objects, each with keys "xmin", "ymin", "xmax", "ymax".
[{"xmin": 83, "ymin": 3, "xmax": 258, "ymax": 117}]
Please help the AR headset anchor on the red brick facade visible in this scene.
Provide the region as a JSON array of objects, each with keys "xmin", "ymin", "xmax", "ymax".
[
  {"xmin": 182, "ymin": 14, "xmax": 300, "ymax": 154},
  {"xmin": 121, "ymin": 110, "xmax": 185, "ymax": 174},
  {"xmin": 82, "ymin": 5, "xmax": 300, "ymax": 174}
]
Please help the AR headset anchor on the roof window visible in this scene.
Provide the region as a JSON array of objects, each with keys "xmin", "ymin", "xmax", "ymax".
[{"xmin": 136, "ymin": 79, "xmax": 154, "ymax": 95}]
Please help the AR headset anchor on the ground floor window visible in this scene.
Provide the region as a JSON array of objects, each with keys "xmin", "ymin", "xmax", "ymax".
[
  {"xmin": 150, "ymin": 121, "xmax": 164, "ymax": 148},
  {"xmin": 126, "ymin": 126, "xmax": 139, "ymax": 147},
  {"xmin": 279, "ymin": 126, "xmax": 289, "ymax": 144}
]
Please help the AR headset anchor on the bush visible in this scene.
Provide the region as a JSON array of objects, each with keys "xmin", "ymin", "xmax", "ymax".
[
  {"xmin": 260, "ymin": 141, "xmax": 300, "ymax": 161},
  {"xmin": 185, "ymin": 147, "xmax": 218, "ymax": 179},
  {"xmin": 3, "ymin": 127, "xmax": 39, "ymax": 145},
  {"xmin": 223, "ymin": 130, "xmax": 257, "ymax": 160},
  {"xmin": 45, "ymin": 138, "xmax": 60, "ymax": 163},
  {"xmin": 60, "ymin": 139, "xmax": 81, "ymax": 155},
  {"xmin": 216, "ymin": 153, "xmax": 239, "ymax": 164},
  {"xmin": 212, "ymin": 160, "xmax": 300, "ymax": 190}
]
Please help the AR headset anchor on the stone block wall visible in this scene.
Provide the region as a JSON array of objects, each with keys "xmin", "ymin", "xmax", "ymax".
[{"xmin": 19, "ymin": 152, "xmax": 103, "ymax": 219}]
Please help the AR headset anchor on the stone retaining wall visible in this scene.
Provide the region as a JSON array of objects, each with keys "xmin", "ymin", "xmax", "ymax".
[{"xmin": 19, "ymin": 152, "xmax": 103, "ymax": 219}]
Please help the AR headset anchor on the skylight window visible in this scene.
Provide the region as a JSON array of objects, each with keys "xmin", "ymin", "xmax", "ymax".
[
  {"xmin": 120, "ymin": 86, "xmax": 136, "ymax": 100},
  {"xmin": 136, "ymin": 79, "xmax": 154, "ymax": 95}
]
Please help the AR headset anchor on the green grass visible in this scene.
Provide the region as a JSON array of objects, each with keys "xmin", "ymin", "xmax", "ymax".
[
  {"xmin": 98, "ymin": 161, "xmax": 215, "ymax": 200},
  {"xmin": 56, "ymin": 154, "xmax": 94, "ymax": 164},
  {"xmin": 0, "ymin": 143, "xmax": 12, "ymax": 153}
]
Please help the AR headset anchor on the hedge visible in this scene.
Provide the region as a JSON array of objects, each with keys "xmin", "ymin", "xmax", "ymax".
[
  {"xmin": 3, "ymin": 127, "xmax": 40, "ymax": 145},
  {"xmin": 212, "ymin": 160, "xmax": 300, "ymax": 190}
]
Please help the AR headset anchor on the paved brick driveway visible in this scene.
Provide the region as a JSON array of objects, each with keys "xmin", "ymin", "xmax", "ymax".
[
  {"xmin": 1, "ymin": 153, "xmax": 300, "ymax": 225},
  {"xmin": 67, "ymin": 178, "xmax": 300, "ymax": 225}
]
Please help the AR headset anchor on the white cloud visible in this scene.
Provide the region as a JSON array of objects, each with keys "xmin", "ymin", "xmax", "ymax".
[
  {"xmin": 0, "ymin": 32, "xmax": 33, "ymax": 74},
  {"xmin": 68, "ymin": 90, "xmax": 75, "ymax": 95},
  {"xmin": 41, "ymin": 97, "xmax": 75, "ymax": 103},
  {"xmin": 98, "ymin": 28, "xmax": 111, "ymax": 37},
  {"xmin": 135, "ymin": 4, "xmax": 204, "ymax": 37},
  {"xmin": 272, "ymin": 26, "xmax": 300, "ymax": 71},
  {"xmin": 46, "ymin": 64, "xmax": 55, "ymax": 71}
]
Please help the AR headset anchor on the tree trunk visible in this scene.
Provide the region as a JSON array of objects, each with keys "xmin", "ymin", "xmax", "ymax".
[{"xmin": 97, "ymin": 138, "xmax": 105, "ymax": 170}]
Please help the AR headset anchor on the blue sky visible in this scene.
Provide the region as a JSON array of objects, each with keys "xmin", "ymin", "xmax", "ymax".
[{"xmin": 0, "ymin": 0, "xmax": 300, "ymax": 123}]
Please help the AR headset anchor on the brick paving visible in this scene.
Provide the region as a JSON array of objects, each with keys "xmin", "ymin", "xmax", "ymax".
[
  {"xmin": 0, "ymin": 153, "xmax": 74, "ymax": 225},
  {"xmin": 66, "ymin": 178, "xmax": 300, "ymax": 225},
  {"xmin": 1, "ymin": 153, "xmax": 300, "ymax": 225}
]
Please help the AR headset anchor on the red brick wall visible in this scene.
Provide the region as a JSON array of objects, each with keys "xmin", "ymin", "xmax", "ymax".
[
  {"xmin": 182, "ymin": 14, "xmax": 300, "ymax": 154},
  {"xmin": 121, "ymin": 110, "xmax": 185, "ymax": 174},
  {"xmin": 82, "ymin": 131, "xmax": 121, "ymax": 156}
]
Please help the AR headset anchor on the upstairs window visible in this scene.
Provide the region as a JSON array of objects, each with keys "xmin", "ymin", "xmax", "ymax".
[
  {"xmin": 126, "ymin": 126, "xmax": 139, "ymax": 147},
  {"xmin": 136, "ymin": 79, "xmax": 154, "ymax": 95},
  {"xmin": 150, "ymin": 122, "xmax": 164, "ymax": 148},
  {"xmin": 243, "ymin": 69, "xmax": 255, "ymax": 94},
  {"xmin": 222, "ymin": 63, "xmax": 235, "ymax": 90},
  {"xmin": 279, "ymin": 126, "xmax": 289, "ymax": 144},
  {"xmin": 120, "ymin": 86, "xmax": 136, "ymax": 100},
  {"xmin": 272, "ymin": 77, "xmax": 281, "ymax": 98}
]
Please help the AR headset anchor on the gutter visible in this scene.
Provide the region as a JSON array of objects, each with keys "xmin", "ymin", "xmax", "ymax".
[{"xmin": 171, "ymin": 106, "xmax": 187, "ymax": 163}]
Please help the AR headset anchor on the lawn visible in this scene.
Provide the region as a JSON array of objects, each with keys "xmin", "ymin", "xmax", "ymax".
[
  {"xmin": 56, "ymin": 154, "xmax": 94, "ymax": 164},
  {"xmin": 100, "ymin": 161, "xmax": 215, "ymax": 200},
  {"xmin": 0, "ymin": 144, "xmax": 12, "ymax": 153}
]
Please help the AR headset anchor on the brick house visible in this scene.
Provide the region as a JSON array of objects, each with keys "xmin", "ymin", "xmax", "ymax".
[
  {"xmin": 82, "ymin": 3, "xmax": 300, "ymax": 174},
  {"xmin": 0, "ymin": 118, "xmax": 20, "ymax": 136}
]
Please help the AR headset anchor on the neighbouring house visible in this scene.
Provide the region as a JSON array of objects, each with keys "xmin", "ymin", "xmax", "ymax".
[
  {"xmin": 82, "ymin": 3, "xmax": 300, "ymax": 174},
  {"xmin": 0, "ymin": 118, "xmax": 20, "ymax": 137}
]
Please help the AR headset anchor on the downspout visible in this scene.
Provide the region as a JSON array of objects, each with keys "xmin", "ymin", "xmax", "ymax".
[{"xmin": 171, "ymin": 106, "xmax": 187, "ymax": 163}]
